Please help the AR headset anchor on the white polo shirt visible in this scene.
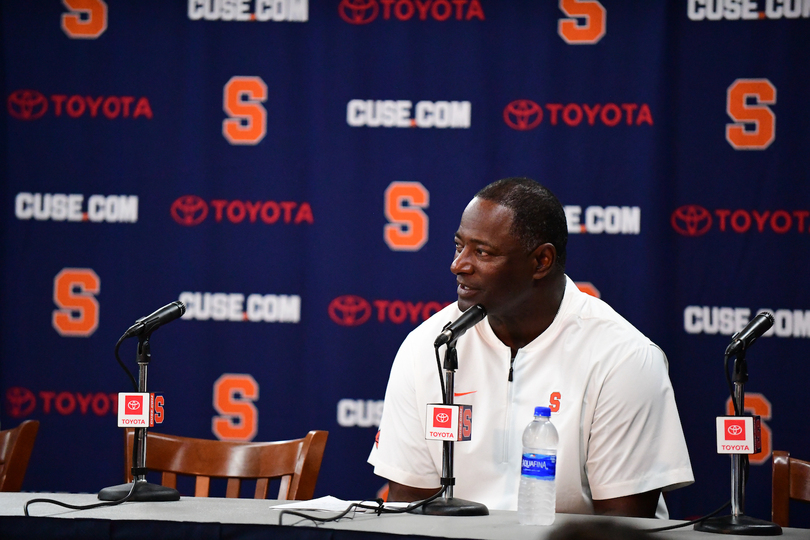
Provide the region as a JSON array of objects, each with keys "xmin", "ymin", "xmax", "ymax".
[{"xmin": 368, "ymin": 276, "xmax": 694, "ymax": 516}]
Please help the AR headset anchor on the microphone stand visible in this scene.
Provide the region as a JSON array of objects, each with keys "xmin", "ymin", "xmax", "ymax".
[
  {"xmin": 695, "ymin": 347, "xmax": 780, "ymax": 535},
  {"xmin": 98, "ymin": 334, "xmax": 180, "ymax": 502},
  {"xmin": 416, "ymin": 339, "xmax": 488, "ymax": 516}
]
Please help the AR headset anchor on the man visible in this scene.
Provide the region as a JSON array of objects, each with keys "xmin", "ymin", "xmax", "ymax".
[{"xmin": 368, "ymin": 177, "xmax": 694, "ymax": 518}]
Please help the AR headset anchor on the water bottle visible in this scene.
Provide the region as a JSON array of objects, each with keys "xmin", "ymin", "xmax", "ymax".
[{"xmin": 517, "ymin": 406, "xmax": 558, "ymax": 525}]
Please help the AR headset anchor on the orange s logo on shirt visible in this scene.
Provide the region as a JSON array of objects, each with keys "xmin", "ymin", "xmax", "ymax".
[
  {"xmin": 52, "ymin": 268, "xmax": 100, "ymax": 337},
  {"xmin": 549, "ymin": 392, "xmax": 562, "ymax": 412}
]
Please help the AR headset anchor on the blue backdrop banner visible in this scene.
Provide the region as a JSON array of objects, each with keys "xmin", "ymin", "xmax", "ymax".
[{"xmin": 2, "ymin": 0, "xmax": 809, "ymax": 526}]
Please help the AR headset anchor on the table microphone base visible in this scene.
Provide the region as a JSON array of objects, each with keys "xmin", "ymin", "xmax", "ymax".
[
  {"xmin": 98, "ymin": 481, "xmax": 180, "ymax": 502},
  {"xmin": 414, "ymin": 497, "xmax": 489, "ymax": 516},
  {"xmin": 694, "ymin": 514, "xmax": 782, "ymax": 536}
]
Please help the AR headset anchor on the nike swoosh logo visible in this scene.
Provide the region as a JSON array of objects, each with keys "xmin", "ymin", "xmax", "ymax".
[{"xmin": 454, "ymin": 391, "xmax": 477, "ymax": 397}]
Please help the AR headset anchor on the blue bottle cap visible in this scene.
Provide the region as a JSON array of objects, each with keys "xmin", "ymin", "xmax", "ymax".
[{"xmin": 534, "ymin": 406, "xmax": 551, "ymax": 417}]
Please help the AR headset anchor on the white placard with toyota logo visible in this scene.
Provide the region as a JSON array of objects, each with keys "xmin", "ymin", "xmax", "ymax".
[
  {"xmin": 425, "ymin": 403, "xmax": 459, "ymax": 441},
  {"xmin": 117, "ymin": 393, "xmax": 150, "ymax": 427},
  {"xmin": 715, "ymin": 416, "xmax": 760, "ymax": 454}
]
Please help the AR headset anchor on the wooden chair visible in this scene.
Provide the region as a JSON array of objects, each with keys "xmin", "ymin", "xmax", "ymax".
[
  {"xmin": 771, "ymin": 450, "xmax": 810, "ymax": 527},
  {"xmin": 0, "ymin": 420, "xmax": 40, "ymax": 492},
  {"xmin": 124, "ymin": 429, "xmax": 327, "ymax": 500}
]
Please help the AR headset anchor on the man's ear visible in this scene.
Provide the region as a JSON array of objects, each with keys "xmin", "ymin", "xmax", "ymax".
[{"xmin": 532, "ymin": 243, "xmax": 557, "ymax": 280}]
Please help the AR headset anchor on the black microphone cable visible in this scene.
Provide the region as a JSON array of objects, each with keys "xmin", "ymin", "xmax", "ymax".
[
  {"xmin": 115, "ymin": 332, "xmax": 138, "ymax": 392},
  {"xmin": 277, "ymin": 498, "xmax": 384, "ymax": 526},
  {"xmin": 643, "ymin": 499, "xmax": 731, "ymax": 533},
  {"xmin": 725, "ymin": 352, "xmax": 740, "ymax": 416},
  {"xmin": 24, "ymin": 480, "xmax": 140, "ymax": 516},
  {"xmin": 723, "ymin": 350, "xmax": 751, "ymax": 484},
  {"xmin": 434, "ymin": 339, "xmax": 447, "ymax": 404},
  {"xmin": 277, "ymin": 486, "xmax": 448, "ymax": 526}
]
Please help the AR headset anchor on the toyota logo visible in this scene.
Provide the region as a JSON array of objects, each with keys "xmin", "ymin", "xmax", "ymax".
[
  {"xmin": 338, "ymin": 0, "xmax": 378, "ymax": 24},
  {"xmin": 171, "ymin": 195, "xmax": 209, "ymax": 226},
  {"xmin": 436, "ymin": 412, "xmax": 449, "ymax": 423},
  {"xmin": 671, "ymin": 205, "xmax": 712, "ymax": 237},
  {"xmin": 7, "ymin": 90, "xmax": 48, "ymax": 120},
  {"xmin": 727, "ymin": 424, "xmax": 743, "ymax": 436},
  {"xmin": 503, "ymin": 100, "xmax": 543, "ymax": 130},
  {"xmin": 5, "ymin": 387, "xmax": 36, "ymax": 418},
  {"xmin": 328, "ymin": 295, "xmax": 372, "ymax": 326},
  {"xmin": 127, "ymin": 399, "xmax": 142, "ymax": 411}
]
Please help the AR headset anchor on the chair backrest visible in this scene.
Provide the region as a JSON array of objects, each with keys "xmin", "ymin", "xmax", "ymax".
[
  {"xmin": 771, "ymin": 450, "xmax": 810, "ymax": 527},
  {"xmin": 0, "ymin": 420, "xmax": 40, "ymax": 492},
  {"xmin": 124, "ymin": 429, "xmax": 327, "ymax": 500}
]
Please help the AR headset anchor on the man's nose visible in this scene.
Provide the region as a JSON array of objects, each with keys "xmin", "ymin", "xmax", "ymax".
[{"xmin": 451, "ymin": 247, "xmax": 472, "ymax": 275}]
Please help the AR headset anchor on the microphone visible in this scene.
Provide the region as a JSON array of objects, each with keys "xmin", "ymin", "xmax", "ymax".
[
  {"xmin": 124, "ymin": 301, "xmax": 186, "ymax": 338},
  {"xmin": 725, "ymin": 311, "xmax": 774, "ymax": 356},
  {"xmin": 434, "ymin": 304, "xmax": 487, "ymax": 347}
]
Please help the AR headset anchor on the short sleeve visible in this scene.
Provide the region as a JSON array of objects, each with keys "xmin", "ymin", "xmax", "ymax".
[
  {"xmin": 585, "ymin": 344, "xmax": 694, "ymax": 500},
  {"xmin": 367, "ymin": 335, "xmax": 442, "ymax": 489}
]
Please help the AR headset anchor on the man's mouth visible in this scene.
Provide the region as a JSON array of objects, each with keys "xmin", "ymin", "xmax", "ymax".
[{"xmin": 457, "ymin": 282, "xmax": 478, "ymax": 296}]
